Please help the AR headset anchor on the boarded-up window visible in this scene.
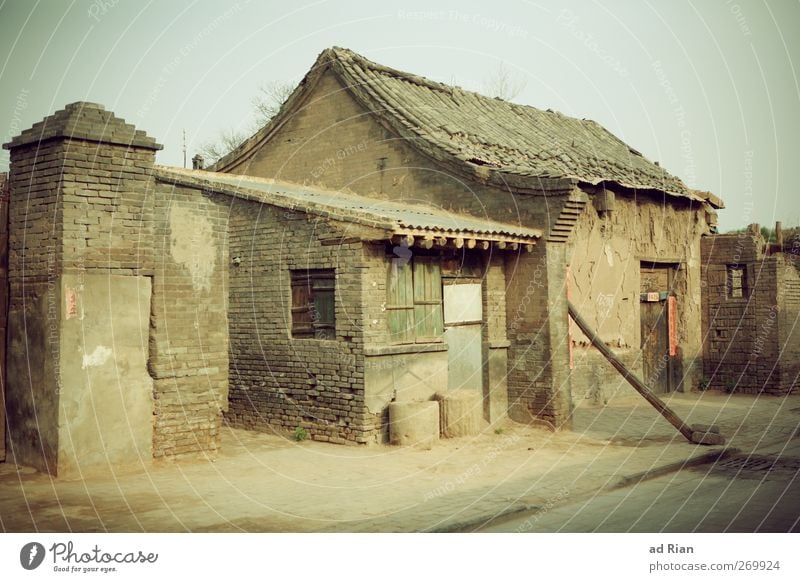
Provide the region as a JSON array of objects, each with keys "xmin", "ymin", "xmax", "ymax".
[
  {"xmin": 291, "ymin": 269, "xmax": 335, "ymax": 339},
  {"xmin": 387, "ymin": 257, "xmax": 443, "ymax": 343},
  {"xmin": 726, "ymin": 265, "xmax": 747, "ymax": 299}
]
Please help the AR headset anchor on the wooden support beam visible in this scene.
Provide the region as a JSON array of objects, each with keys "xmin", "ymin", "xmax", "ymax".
[{"xmin": 567, "ymin": 301, "xmax": 720, "ymax": 445}]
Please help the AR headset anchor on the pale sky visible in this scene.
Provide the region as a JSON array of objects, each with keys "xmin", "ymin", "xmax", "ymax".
[{"xmin": 1, "ymin": 0, "xmax": 798, "ymax": 231}]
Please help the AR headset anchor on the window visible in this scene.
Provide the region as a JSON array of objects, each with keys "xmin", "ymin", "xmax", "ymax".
[
  {"xmin": 291, "ymin": 269, "xmax": 335, "ymax": 339},
  {"xmin": 387, "ymin": 257, "xmax": 444, "ymax": 343},
  {"xmin": 726, "ymin": 265, "xmax": 747, "ymax": 299}
]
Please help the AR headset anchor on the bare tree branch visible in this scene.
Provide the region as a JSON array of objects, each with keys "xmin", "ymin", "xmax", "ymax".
[
  {"xmin": 197, "ymin": 80, "xmax": 296, "ymax": 165},
  {"xmin": 483, "ymin": 63, "xmax": 526, "ymax": 101}
]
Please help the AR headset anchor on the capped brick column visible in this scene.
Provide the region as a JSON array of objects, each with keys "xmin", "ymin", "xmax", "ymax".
[{"xmin": 2, "ymin": 102, "xmax": 161, "ymax": 476}]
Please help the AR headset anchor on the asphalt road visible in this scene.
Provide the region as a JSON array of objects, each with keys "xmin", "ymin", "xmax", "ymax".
[{"xmin": 476, "ymin": 452, "xmax": 800, "ymax": 532}]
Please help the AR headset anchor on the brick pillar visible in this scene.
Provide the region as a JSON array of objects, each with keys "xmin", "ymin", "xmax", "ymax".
[
  {"xmin": 505, "ymin": 241, "xmax": 573, "ymax": 429},
  {"xmin": 2, "ymin": 102, "xmax": 161, "ymax": 475}
]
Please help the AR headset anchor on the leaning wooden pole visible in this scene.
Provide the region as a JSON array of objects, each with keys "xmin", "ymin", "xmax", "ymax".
[{"xmin": 567, "ymin": 301, "xmax": 724, "ymax": 445}]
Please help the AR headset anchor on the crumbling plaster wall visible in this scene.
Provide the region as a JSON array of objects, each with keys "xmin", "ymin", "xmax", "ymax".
[
  {"xmin": 5, "ymin": 136, "xmax": 157, "ymax": 475},
  {"xmin": 150, "ymin": 182, "xmax": 230, "ymax": 457},
  {"xmin": 567, "ymin": 190, "xmax": 708, "ymax": 404}
]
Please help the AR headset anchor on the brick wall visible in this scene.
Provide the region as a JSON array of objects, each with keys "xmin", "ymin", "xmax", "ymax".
[
  {"xmin": 222, "ymin": 69, "xmax": 576, "ymax": 428},
  {"xmin": 149, "ymin": 183, "xmax": 230, "ymax": 457},
  {"xmin": 225, "ymin": 199, "xmax": 373, "ymax": 443},
  {"xmin": 777, "ymin": 256, "xmax": 800, "ymax": 394},
  {"xmin": 700, "ymin": 233, "xmax": 791, "ymax": 394},
  {"xmin": 4, "ymin": 102, "xmax": 231, "ymax": 473}
]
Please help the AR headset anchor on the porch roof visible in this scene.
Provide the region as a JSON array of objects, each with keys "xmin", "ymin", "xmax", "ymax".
[{"xmin": 155, "ymin": 166, "xmax": 542, "ymax": 249}]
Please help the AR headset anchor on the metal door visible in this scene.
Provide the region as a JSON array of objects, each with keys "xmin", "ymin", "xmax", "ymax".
[{"xmin": 443, "ymin": 283, "xmax": 483, "ymax": 393}]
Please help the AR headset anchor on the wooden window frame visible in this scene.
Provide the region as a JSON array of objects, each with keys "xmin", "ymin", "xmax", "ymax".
[
  {"xmin": 290, "ymin": 269, "xmax": 336, "ymax": 339},
  {"xmin": 726, "ymin": 265, "xmax": 747, "ymax": 299},
  {"xmin": 387, "ymin": 256, "xmax": 444, "ymax": 344}
]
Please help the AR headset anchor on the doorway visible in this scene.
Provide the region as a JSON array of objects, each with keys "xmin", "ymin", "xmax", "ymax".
[
  {"xmin": 640, "ymin": 263, "xmax": 678, "ymax": 394},
  {"xmin": 442, "ymin": 282, "xmax": 483, "ymax": 394}
]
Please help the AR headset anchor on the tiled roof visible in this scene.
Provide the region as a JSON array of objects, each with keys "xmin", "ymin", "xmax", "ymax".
[
  {"xmin": 154, "ymin": 166, "xmax": 542, "ymax": 244},
  {"xmin": 215, "ymin": 48, "xmax": 718, "ymax": 206},
  {"xmin": 327, "ymin": 48, "xmax": 691, "ymax": 198}
]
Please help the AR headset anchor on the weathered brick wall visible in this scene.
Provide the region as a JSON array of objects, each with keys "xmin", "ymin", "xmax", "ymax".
[
  {"xmin": 701, "ymin": 233, "xmax": 785, "ymax": 394},
  {"xmin": 222, "ymin": 69, "xmax": 578, "ymax": 429},
  {"xmin": 59, "ymin": 140, "xmax": 154, "ymax": 274},
  {"xmin": 777, "ymin": 256, "xmax": 800, "ymax": 394},
  {"xmin": 5, "ymin": 128, "xmax": 161, "ymax": 474},
  {"xmin": 506, "ymin": 241, "xmax": 573, "ymax": 428},
  {"xmin": 225, "ymin": 199, "xmax": 373, "ymax": 443},
  {"xmin": 568, "ymin": 193, "xmax": 708, "ymax": 404},
  {"xmin": 5, "ymin": 140, "xmax": 81, "ymax": 472},
  {"xmin": 149, "ymin": 183, "xmax": 230, "ymax": 457}
]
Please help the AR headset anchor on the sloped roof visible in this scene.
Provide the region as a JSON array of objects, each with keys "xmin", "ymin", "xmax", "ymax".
[
  {"xmin": 2, "ymin": 102, "xmax": 161, "ymax": 151},
  {"xmin": 214, "ymin": 47, "xmax": 720, "ymax": 207},
  {"xmin": 155, "ymin": 166, "xmax": 541, "ymax": 244}
]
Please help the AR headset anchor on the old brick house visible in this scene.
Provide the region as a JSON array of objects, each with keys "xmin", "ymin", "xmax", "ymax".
[
  {"xmin": 212, "ymin": 47, "xmax": 722, "ymax": 428},
  {"xmin": 1, "ymin": 48, "xmax": 724, "ymax": 473},
  {"xmin": 701, "ymin": 225, "xmax": 800, "ymax": 394}
]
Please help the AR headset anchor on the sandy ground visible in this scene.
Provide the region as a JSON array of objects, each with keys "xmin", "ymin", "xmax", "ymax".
[{"xmin": 1, "ymin": 390, "xmax": 798, "ymax": 532}]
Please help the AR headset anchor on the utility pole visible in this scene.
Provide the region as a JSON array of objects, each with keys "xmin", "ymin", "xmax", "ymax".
[{"xmin": 182, "ymin": 129, "xmax": 187, "ymax": 168}]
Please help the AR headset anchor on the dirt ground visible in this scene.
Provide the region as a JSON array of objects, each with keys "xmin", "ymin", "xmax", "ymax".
[{"xmin": 1, "ymin": 390, "xmax": 798, "ymax": 532}]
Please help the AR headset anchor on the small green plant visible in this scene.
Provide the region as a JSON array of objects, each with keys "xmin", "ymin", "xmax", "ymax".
[
  {"xmin": 293, "ymin": 426, "xmax": 308, "ymax": 441},
  {"xmin": 494, "ymin": 427, "xmax": 504, "ymax": 435},
  {"xmin": 723, "ymin": 380, "xmax": 737, "ymax": 394},
  {"xmin": 698, "ymin": 377, "xmax": 711, "ymax": 391}
]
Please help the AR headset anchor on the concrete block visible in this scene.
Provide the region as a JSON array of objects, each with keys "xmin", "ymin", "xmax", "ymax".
[
  {"xmin": 389, "ymin": 400, "xmax": 439, "ymax": 449},
  {"xmin": 435, "ymin": 391, "xmax": 483, "ymax": 438}
]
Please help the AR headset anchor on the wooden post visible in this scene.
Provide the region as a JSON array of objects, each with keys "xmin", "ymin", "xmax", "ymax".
[{"xmin": 567, "ymin": 301, "xmax": 697, "ymax": 443}]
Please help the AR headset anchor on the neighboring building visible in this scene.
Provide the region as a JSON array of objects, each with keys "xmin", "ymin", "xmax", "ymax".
[
  {"xmin": 1, "ymin": 47, "xmax": 726, "ymax": 473},
  {"xmin": 701, "ymin": 224, "xmax": 800, "ymax": 394}
]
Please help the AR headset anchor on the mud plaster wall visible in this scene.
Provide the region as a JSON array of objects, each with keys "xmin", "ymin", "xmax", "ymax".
[
  {"xmin": 150, "ymin": 183, "xmax": 230, "ymax": 457},
  {"xmin": 226, "ymin": 200, "xmax": 375, "ymax": 444},
  {"xmin": 567, "ymin": 191, "xmax": 708, "ymax": 405}
]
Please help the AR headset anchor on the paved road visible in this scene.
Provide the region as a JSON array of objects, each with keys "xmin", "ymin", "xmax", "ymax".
[{"xmin": 477, "ymin": 452, "xmax": 800, "ymax": 532}]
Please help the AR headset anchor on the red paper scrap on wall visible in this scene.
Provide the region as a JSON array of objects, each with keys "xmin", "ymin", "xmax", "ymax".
[{"xmin": 668, "ymin": 295, "xmax": 678, "ymax": 356}]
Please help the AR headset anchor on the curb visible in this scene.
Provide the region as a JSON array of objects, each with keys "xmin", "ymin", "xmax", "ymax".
[
  {"xmin": 433, "ymin": 446, "xmax": 740, "ymax": 533},
  {"xmin": 610, "ymin": 446, "xmax": 739, "ymax": 490}
]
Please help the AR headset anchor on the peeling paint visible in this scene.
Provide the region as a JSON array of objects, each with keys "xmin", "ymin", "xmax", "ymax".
[
  {"xmin": 82, "ymin": 345, "xmax": 113, "ymax": 369},
  {"xmin": 169, "ymin": 205, "xmax": 216, "ymax": 292}
]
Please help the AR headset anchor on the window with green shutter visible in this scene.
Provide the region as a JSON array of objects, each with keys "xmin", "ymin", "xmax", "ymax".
[
  {"xmin": 387, "ymin": 257, "xmax": 443, "ymax": 343},
  {"xmin": 291, "ymin": 269, "xmax": 335, "ymax": 339}
]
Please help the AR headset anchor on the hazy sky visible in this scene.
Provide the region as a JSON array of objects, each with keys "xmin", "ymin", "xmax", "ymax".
[{"xmin": 1, "ymin": 0, "xmax": 798, "ymax": 231}]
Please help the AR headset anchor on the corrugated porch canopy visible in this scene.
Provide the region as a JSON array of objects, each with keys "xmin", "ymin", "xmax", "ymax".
[{"xmin": 155, "ymin": 167, "xmax": 542, "ymax": 251}]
